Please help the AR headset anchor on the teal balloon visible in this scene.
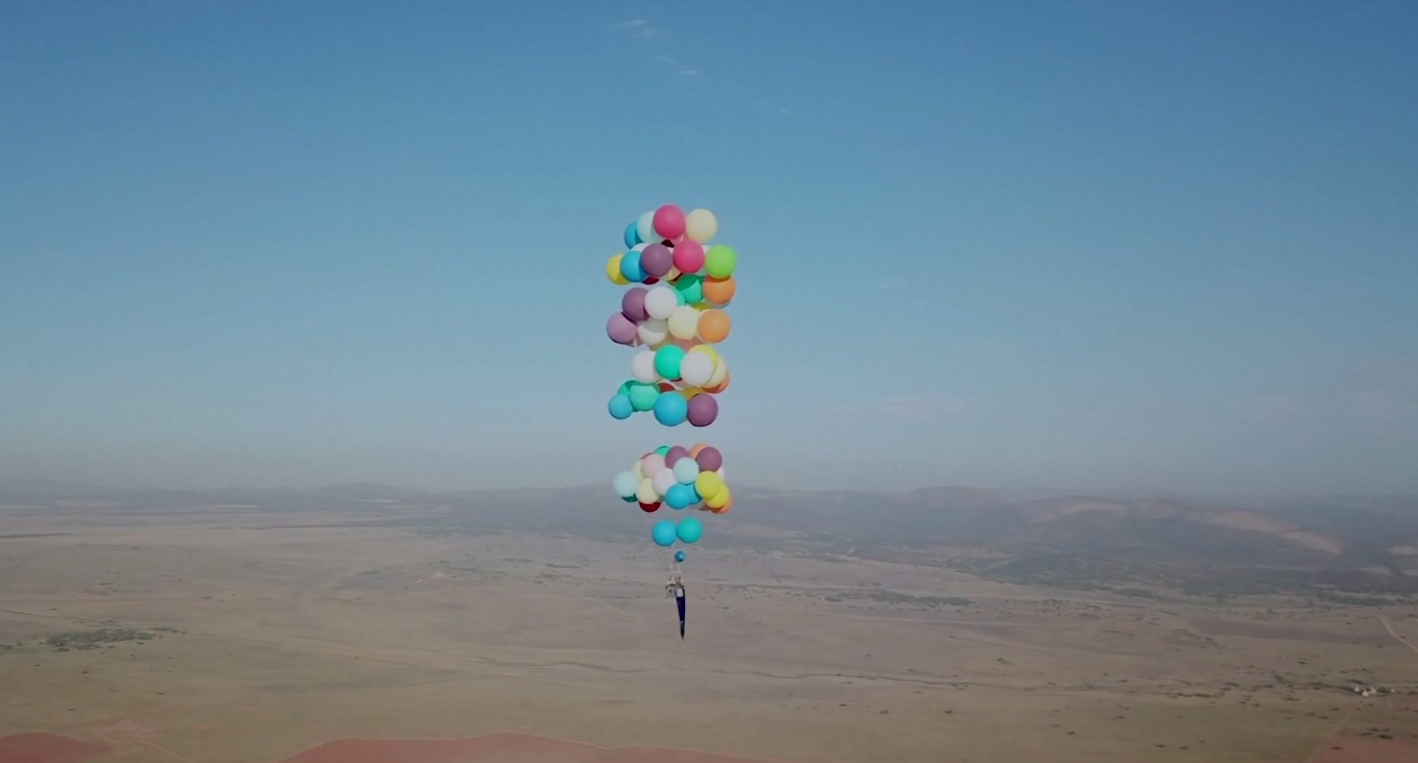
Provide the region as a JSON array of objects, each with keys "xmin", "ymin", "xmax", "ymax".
[
  {"xmin": 627, "ymin": 382, "xmax": 658, "ymax": 412},
  {"xmin": 652, "ymin": 520, "xmax": 677, "ymax": 547},
  {"xmin": 620, "ymin": 250, "xmax": 646, "ymax": 283},
  {"xmin": 608, "ymin": 394, "xmax": 633, "ymax": 420},
  {"xmin": 666, "ymin": 483, "xmax": 694, "ymax": 509},
  {"xmin": 676, "ymin": 516, "xmax": 703, "ymax": 544},
  {"xmin": 624, "ymin": 221, "xmax": 641, "ymax": 249},
  {"xmin": 654, "ymin": 346, "xmax": 686, "ymax": 381},
  {"xmin": 675, "ymin": 550, "xmax": 686, "ymax": 563},
  {"xmin": 675, "ymin": 275, "xmax": 703, "ymax": 304},
  {"xmin": 613, "ymin": 471, "xmax": 638, "ymax": 498},
  {"xmin": 655, "ymin": 445, "xmax": 671, "ymax": 456},
  {"xmin": 622, "ymin": 495, "xmax": 637, "ymax": 503},
  {"xmin": 653, "ymin": 391, "xmax": 689, "ymax": 426}
]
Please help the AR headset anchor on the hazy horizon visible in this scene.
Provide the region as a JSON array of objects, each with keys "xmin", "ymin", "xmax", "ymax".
[{"xmin": 3, "ymin": 2, "xmax": 1416, "ymax": 496}]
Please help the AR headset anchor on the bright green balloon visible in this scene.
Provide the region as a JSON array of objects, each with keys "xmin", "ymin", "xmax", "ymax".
[
  {"xmin": 654, "ymin": 345, "xmax": 686, "ymax": 381},
  {"xmin": 627, "ymin": 382, "xmax": 658, "ymax": 411},
  {"xmin": 675, "ymin": 275, "xmax": 703, "ymax": 304},
  {"xmin": 655, "ymin": 445, "xmax": 671, "ymax": 456},
  {"xmin": 705, "ymin": 245, "xmax": 737, "ymax": 279}
]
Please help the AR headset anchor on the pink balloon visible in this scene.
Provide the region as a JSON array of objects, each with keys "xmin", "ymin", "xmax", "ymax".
[
  {"xmin": 665, "ymin": 445, "xmax": 691, "ymax": 466},
  {"xmin": 695, "ymin": 445, "xmax": 723, "ymax": 470},
  {"xmin": 687, "ymin": 394, "xmax": 719, "ymax": 427},
  {"xmin": 653, "ymin": 205, "xmax": 687, "ymax": 240},
  {"xmin": 673, "ymin": 241, "xmax": 705, "ymax": 274},
  {"xmin": 607, "ymin": 313, "xmax": 638, "ymax": 345}
]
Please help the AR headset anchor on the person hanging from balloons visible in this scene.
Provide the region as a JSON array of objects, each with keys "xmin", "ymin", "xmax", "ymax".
[{"xmin": 665, "ymin": 564, "xmax": 687, "ymax": 640}]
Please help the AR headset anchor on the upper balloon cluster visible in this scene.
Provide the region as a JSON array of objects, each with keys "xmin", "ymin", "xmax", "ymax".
[{"xmin": 605, "ymin": 205, "xmax": 738, "ymax": 291}]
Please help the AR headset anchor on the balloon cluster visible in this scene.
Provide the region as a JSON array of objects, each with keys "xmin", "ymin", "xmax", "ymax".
[
  {"xmin": 612, "ymin": 444, "xmax": 732, "ymax": 552},
  {"xmin": 605, "ymin": 205, "xmax": 736, "ymax": 427}
]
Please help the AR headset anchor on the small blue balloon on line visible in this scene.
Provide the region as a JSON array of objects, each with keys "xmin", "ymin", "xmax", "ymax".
[{"xmin": 674, "ymin": 550, "xmax": 686, "ymax": 563}]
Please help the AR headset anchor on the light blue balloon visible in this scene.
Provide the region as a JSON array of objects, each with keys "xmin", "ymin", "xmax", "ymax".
[
  {"xmin": 620, "ymin": 250, "xmax": 646, "ymax": 283},
  {"xmin": 653, "ymin": 391, "xmax": 689, "ymax": 426},
  {"xmin": 608, "ymin": 394, "xmax": 633, "ymax": 420},
  {"xmin": 676, "ymin": 516, "xmax": 703, "ymax": 544},
  {"xmin": 672, "ymin": 458, "xmax": 700, "ymax": 484},
  {"xmin": 624, "ymin": 221, "xmax": 641, "ymax": 249},
  {"xmin": 613, "ymin": 471, "xmax": 638, "ymax": 498},
  {"xmin": 665, "ymin": 483, "xmax": 693, "ymax": 510},
  {"xmin": 652, "ymin": 520, "xmax": 677, "ymax": 547},
  {"xmin": 674, "ymin": 550, "xmax": 686, "ymax": 563}
]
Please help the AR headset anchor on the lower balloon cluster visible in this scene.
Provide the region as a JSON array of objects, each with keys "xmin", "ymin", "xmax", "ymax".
[{"xmin": 614, "ymin": 443, "xmax": 732, "ymax": 545}]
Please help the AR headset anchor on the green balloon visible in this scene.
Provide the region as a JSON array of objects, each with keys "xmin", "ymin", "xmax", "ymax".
[
  {"xmin": 655, "ymin": 445, "xmax": 671, "ymax": 456},
  {"xmin": 627, "ymin": 382, "xmax": 658, "ymax": 412},
  {"xmin": 675, "ymin": 275, "xmax": 703, "ymax": 304},
  {"xmin": 705, "ymin": 245, "xmax": 737, "ymax": 279},
  {"xmin": 619, "ymin": 380, "xmax": 635, "ymax": 396},
  {"xmin": 654, "ymin": 345, "xmax": 686, "ymax": 381}
]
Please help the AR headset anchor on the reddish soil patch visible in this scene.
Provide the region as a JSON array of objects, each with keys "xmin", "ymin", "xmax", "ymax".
[
  {"xmin": 1309, "ymin": 736, "xmax": 1418, "ymax": 763},
  {"xmin": 276, "ymin": 732, "xmax": 783, "ymax": 763},
  {"xmin": 0, "ymin": 733, "xmax": 109, "ymax": 763}
]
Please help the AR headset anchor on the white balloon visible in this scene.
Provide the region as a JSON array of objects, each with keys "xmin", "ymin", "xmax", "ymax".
[
  {"xmin": 644, "ymin": 286, "xmax": 679, "ymax": 320},
  {"xmin": 631, "ymin": 350, "xmax": 659, "ymax": 383},
  {"xmin": 707, "ymin": 355, "xmax": 729, "ymax": 387},
  {"xmin": 680, "ymin": 352, "xmax": 714, "ymax": 387},
  {"xmin": 637, "ymin": 318, "xmax": 668, "ymax": 346},
  {"xmin": 716, "ymin": 467, "xmax": 727, "ymax": 483},
  {"xmin": 631, "ymin": 243, "xmax": 648, "ymax": 252},
  {"xmin": 637, "ymin": 211, "xmax": 657, "ymax": 246},
  {"xmin": 685, "ymin": 208, "xmax": 718, "ymax": 243},
  {"xmin": 667, "ymin": 306, "xmax": 701, "ymax": 341},
  {"xmin": 652, "ymin": 468, "xmax": 678, "ymax": 497}
]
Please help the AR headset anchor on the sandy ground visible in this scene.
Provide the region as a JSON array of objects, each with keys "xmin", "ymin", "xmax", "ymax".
[{"xmin": 3, "ymin": 506, "xmax": 1418, "ymax": 762}]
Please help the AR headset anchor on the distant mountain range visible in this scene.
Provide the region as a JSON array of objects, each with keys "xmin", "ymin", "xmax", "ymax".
[{"xmin": 5, "ymin": 478, "xmax": 1417, "ymax": 601}]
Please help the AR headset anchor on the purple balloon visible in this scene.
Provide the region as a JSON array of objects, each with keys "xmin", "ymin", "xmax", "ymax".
[
  {"xmin": 695, "ymin": 444, "xmax": 723, "ymax": 471},
  {"xmin": 687, "ymin": 394, "xmax": 719, "ymax": 427},
  {"xmin": 607, "ymin": 312, "xmax": 638, "ymax": 345},
  {"xmin": 621, "ymin": 287, "xmax": 649, "ymax": 322},
  {"xmin": 665, "ymin": 445, "xmax": 691, "ymax": 466},
  {"xmin": 641, "ymin": 244, "xmax": 673, "ymax": 278}
]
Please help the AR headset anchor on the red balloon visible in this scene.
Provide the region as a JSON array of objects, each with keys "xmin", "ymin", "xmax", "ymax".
[{"xmin": 639, "ymin": 502, "xmax": 661, "ymax": 513}]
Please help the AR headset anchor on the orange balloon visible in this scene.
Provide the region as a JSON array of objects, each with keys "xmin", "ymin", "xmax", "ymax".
[
  {"xmin": 702, "ymin": 276, "xmax": 736, "ymax": 304},
  {"xmin": 697, "ymin": 310, "xmax": 731, "ymax": 343},
  {"xmin": 689, "ymin": 443, "xmax": 706, "ymax": 457},
  {"xmin": 704, "ymin": 370, "xmax": 731, "ymax": 394},
  {"xmin": 713, "ymin": 496, "xmax": 734, "ymax": 514}
]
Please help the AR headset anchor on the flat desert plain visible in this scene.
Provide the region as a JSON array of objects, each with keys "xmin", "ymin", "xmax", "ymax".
[{"xmin": 3, "ymin": 501, "xmax": 1418, "ymax": 763}]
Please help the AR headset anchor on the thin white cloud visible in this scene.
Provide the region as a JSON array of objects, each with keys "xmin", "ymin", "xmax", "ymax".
[{"xmin": 614, "ymin": 18, "xmax": 662, "ymax": 39}]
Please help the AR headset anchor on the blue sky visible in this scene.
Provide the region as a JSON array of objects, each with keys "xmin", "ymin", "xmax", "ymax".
[{"xmin": 2, "ymin": 1, "xmax": 1416, "ymax": 494}]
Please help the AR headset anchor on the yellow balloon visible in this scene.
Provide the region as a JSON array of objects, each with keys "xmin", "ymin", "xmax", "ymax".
[
  {"xmin": 706, "ymin": 485, "xmax": 731, "ymax": 510},
  {"xmin": 606, "ymin": 254, "xmax": 630, "ymax": 285},
  {"xmin": 679, "ymin": 386, "xmax": 703, "ymax": 400},
  {"xmin": 695, "ymin": 471, "xmax": 724, "ymax": 500},
  {"xmin": 633, "ymin": 462, "xmax": 644, "ymax": 480},
  {"xmin": 688, "ymin": 344, "xmax": 719, "ymax": 365}
]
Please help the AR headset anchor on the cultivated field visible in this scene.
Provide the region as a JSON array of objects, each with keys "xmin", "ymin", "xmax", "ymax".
[{"xmin": 3, "ymin": 495, "xmax": 1418, "ymax": 762}]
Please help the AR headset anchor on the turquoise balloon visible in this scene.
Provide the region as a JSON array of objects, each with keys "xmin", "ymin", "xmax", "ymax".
[
  {"xmin": 624, "ymin": 221, "xmax": 641, "ymax": 249},
  {"xmin": 675, "ymin": 275, "xmax": 703, "ymax": 304},
  {"xmin": 654, "ymin": 345, "xmax": 686, "ymax": 381},
  {"xmin": 653, "ymin": 391, "xmax": 689, "ymax": 426},
  {"xmin": 620, "ymin": 250, "xmax": 646, "ymax": 283},
  {"xmin": 652, "ymin": 520, "xmax": 677, "ymax": 547},
  {"xmin": 666, "ymin": 483, "xmax": 694, "ymax": 509},
  {"xmin": 627, "ymin": 382, "xmax": 658, "ymax": 412},
  {"xmin": 655, "ymin": 445, "xmax": 671, "ymax": 456},
  {"xmin": 622, "ymin": 495, "xmax": 637, "ymax": 503},
  {"xmin": 676, "ymin": 516, "xmax": 703, "ymax": 544},
  {"xmin": 608, "ymin": 394, "xmax": 633, "ymax": 420},
  {"xmin": 613, "ymin": 471, "xmax": 638, "ymax": 498}
]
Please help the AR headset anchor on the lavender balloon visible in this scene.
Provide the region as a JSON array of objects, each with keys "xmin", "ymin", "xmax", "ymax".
[
  {"xmin": 621, "ymin": 287, "xmax": 649, "ymax": 322},
  {"xmin": 640, "ymin": 244, "xmax": 674, "ymax": 279},
  {"xmin": 607, "ymin": 312, "xmax": 638, "ymax": 345},
  {"xmin": 695, "ymin": 445, "xmax": 723, "ymax": 472},
  {"xmin": 687, "ymin": 393, "xmax": 719, "ymax": 427},
  {"xmin": 665, "ymin": 445, "xmax": 691, "ymax": 466}
]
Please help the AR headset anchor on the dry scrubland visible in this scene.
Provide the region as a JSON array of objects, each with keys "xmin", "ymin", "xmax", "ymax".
[{"xmin": 2, "ymin": 492, "xmax": 1418, "ymax": 763}]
